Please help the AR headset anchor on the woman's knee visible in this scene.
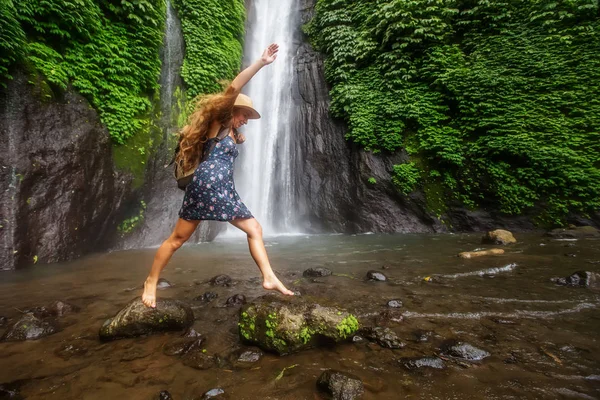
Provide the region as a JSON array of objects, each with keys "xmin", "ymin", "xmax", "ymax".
[
  {"xmin": 167, "ymin": 232, "xmax": 189, "ymax": 251},
  {"xmin": 246, "ymin": 220, "xmax": 263, "ymax": 239}
]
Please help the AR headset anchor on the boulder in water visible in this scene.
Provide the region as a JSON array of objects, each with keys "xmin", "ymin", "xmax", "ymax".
[
  {"xmin": 99, "ymin": 298, "xmax": 194, "ymax": 341},
  {"xmin": 360, "ymin": 327, "xmax": 405, "ymax": 349},
  {"xmin": 1, "ymin": 313, "xmax": 58, "ymax": 341},
  {"xmin": 317, "ymin": 370, "xmax": 364, "ymax": 400},
  {"xmin": 209, "ymin": 275, "xmax": 232, "ymax": 287},
  {"xmin": 238, "ymin": 295, "xmax": 359, "ymax": 355},
  {"xmin": 441, "ymin": 341, "xmax": 490, "ymax": 361},
  {"xmin": 458, "ymin": 249, "xmax": 505, "ymax": 259},
  {"xmin": 545, "ymin": 226, "xmax": 600, "ymax": 239},
  {"xmin": 481, "ymin": 229, "xmax": 516, "ymax": 245},
  {"xmin": 552, "ymin": 271, "xmax": 599, "ymax": 290},
  {"xmin": 401, "ymin": 356, "xmax": 446, "ymax": 370},
  {"xmin": 225, "ymin": 294, "xmax": 246, "ymax": 307},
  {"xmin": 26, "ymin": 300, "xmax": 80, "ymax": 318},
  {"xmin": 303, "ymin": 267, "xmax": 332, "ymax": 277},
  {"xmin": 366, "ymin": 270, "xmax": 387, "ymax": 281}
]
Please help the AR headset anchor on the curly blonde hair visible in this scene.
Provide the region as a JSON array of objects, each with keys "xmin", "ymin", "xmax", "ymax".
[{"xmin": 176, "ymin": 85, "xmax": 238, "ymax": 173}]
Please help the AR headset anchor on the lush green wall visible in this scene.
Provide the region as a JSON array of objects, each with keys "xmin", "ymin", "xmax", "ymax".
[{"xmin": 306, "ymin": 0, "xmax": 600, "ymax": 226}]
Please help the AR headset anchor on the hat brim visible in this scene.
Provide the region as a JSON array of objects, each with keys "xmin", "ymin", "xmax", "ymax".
[{"xmin": 234, "ymin": 105, "xmax": 261, "ymax": 119}]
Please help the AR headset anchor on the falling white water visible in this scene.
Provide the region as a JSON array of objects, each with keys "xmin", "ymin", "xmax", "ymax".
[{"xmin": 228, "ymin": 0, "xmax": 299, "ymax": 236}]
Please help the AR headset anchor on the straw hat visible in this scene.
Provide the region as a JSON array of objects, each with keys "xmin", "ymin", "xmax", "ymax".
[{"xmin": 234, "ymin": 93, "xmax": 261, "ymax": 119}]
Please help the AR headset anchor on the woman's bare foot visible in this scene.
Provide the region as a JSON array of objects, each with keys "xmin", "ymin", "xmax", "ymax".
[
  {"xmin": 263, "ymin": 274, "xmax": 294, "ymax": 296},
  {"xmin": 142, "ymin": 278, "xmax": 158, "ymax": 308}
]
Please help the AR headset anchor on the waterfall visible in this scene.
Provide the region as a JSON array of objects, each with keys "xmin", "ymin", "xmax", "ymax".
[{"xmin": 231, "ymin": 0, "xmax": 300, "ymax": 236}]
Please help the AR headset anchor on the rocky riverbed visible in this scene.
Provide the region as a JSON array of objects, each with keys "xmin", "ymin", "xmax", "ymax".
[{"xmin": 0, "ymin": 232, "xmax": 599, "ymax": 399}]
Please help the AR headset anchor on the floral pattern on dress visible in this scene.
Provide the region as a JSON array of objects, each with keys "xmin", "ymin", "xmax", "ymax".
[{"xmin": 179, "ymin": 135, "xmax": 253, "ymax": 221}]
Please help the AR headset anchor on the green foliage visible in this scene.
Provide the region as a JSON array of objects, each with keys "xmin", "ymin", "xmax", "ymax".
[
  {"xmin": 392, "ymin": 162, "xmax": 421, "ymax": 195},
  {"xmin": 335, "ymin": 315, "xmax": 359, "ymax": 338},
  {"xmin": 307, "ymin": 0, "xmax": 600, "ymax": 225},
  {"xmin": 172, "ymin": 0, "xmax": 245, "ymax": 99},
  {"xmin": 118, "ymin": 200, "xmax": 147, "ymax": 235},
  {"xmin": 368, "ymin": 177, "xmax": 376, "ymax": 184},
  {"xmin": 1, "ymin": 0, "xmax": 166, "ymax": 145}
]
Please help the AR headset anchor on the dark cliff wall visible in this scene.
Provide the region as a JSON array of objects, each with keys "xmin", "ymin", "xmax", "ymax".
[{"xmin": 0, "ymin": 74, "xmax": 133, "ymax": 270}]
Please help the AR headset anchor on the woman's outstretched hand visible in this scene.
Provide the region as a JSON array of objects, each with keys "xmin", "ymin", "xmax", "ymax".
[{"xmin": 261, "ymin": 43, "xmax": 279, "ymax": 66}]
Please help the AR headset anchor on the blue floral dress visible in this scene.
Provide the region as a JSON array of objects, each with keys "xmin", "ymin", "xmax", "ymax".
[{"xmin": 179, "ymin": 135, "xmax": 253, "ymax": 221}]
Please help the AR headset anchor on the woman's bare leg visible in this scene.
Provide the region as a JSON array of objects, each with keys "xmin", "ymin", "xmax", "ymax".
[
  {"xmin": 142, "ymin": 218, "xmax": 200, "ymax": 307},
  {"xmin": 229, "ymin": 218, "xmax": 294, "ymax": 296}
]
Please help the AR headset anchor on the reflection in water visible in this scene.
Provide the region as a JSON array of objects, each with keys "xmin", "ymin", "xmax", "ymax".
[{"xmin": 0, "ymin": 233, "xmax": 599, "ymax": 399}]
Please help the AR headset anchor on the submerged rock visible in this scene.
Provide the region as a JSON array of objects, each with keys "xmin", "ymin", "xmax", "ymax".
[
  {"xmin": 360, "ymin": 327, "xmax": 405, "ymax": 349},
  {"xmin": 225, "ymin": 294, "xmax": 246, "ymax": 307},
  {"xmin": 387, "ymin": 300, "xmax": 403, "ymax": 308},
  {"xmin": 27, "ymin": 300, "xmax": 80, "ymax": 318},
  {"xmin": 238, "ymin": 295, "xmax": 359, "ymax": 355},
  {"xmin": 182, "ymin": 351, "xmax": 215, "ymax": 370},
  {"xmin": 441, "ymin": 341, "xmax": 490, "ymax": 361},
  {"xmin": 158, "ymin": 390, "xmax": 173, "ymax": 400},
  {"xmin": 201, "ymin": 388, "xmax": 225, "ymax": 399},
  {"xmin": 54, "ymin": 341, "xmax": 90, "ymax": 360},
  {"xmin": 209, "ymin": 275, "xmax": 232, "ymax": 287},
  {"xmin": 0, "ymin": 316, "xmax": 7, "ymax": 326},
  {"xmin": 157, "ymin": 278, "xmax": 172, "ymax": 290},
  {"xmin": 552, "ymin": 271, "xmax": 599, "ymax": 290},
  {"xmin": 237, "ymin": 349, "xmax": 263, "ymax": 363},
  {"xmin": 366, "ymin": 270, "xmax": 387, "ymax": 281},
  {"xmin": 99, "ymin": 298, "xmax": 194, "ymax": 341},
  {"xmin": 401, "ymin": 356, "xmax": 446, "ymax": 370},
  {"xmin": 317, "ymin": 370, "xmax": 364, "ymax": 400},
  {"xmin": 163, "ymin": 337, "xmax": 204, "ymax": 357},
  {"xmin": 194, "ymin": 292, "xmax": 218, "ymax": 303},
  {"xmin": 545, "ymin": 226, "xmax": 600, "ymax": 239},
  {"xmin": 481, "ymin": 229, "xmax": 516, "ymax": 245},
  {"xmin": 303, "ymin": 267, "xmax": 332, "ymax": 277},
  {"xmin": 1, "ymin": 313, "xmax": 58, "ymax": 341}
]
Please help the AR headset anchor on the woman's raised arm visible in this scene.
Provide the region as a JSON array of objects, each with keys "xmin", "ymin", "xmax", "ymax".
[{"xmin": 229, "ymin": 43, "xmax": 279, "ymax": 93}]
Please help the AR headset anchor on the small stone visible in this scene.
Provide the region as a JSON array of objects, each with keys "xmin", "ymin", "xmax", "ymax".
[
  {"xmin": 54, "ymin": 341, "xmax": 90, "ymax": 360},
  {"xmin": 552, "ymin": 271, "xmax": 599, "ymax": 289},
  {"xmin": 413, "ymin": 330, "xmax": 433, "ymax": 342},
  {"xmin": 317, "ymin": 370, "xmax": 364, "ymax": 400},
  {"xmin": 0, "ymin": 316, "xmax": 7, "ymax": 326},
  {"xmin": 26, "ymin": 300, "xmax": 80, "ymax": 318},
  {"xmin": 352, "ymin": 335, "xmax": 365, "ymax": 343},
  {"xmin": 182, "ymin": 327, "xmax": 202, "ymax": 338},
  {"xmin": 225, "ymin": 294, "xmax": 246, "ymax": 307},
  {"xmin": 157, "ymin": 278, "xmax": 172, "ymax": 290},
  {"xmin": 182, "ymin": 351, "xmax": 215, "ymax": 370},
  {"xmin": 201, "ymin": 388, "xmax": 225, "ymax": 399},
  {"xmin": 481, "ymin": 229, "xmax": 517, "ymax": 245},
  {"xmin": 237, "ymin": 349, "xmax": 263, "ymax": 363},
  {"xmin": 1, "ymin": 313, "xmax": 58, "ymax": 341},
  {"xmin": 158, "ymin": 390, "xmax": 173, "ymax": 400},
  {"xmin": 303, "ymin": 267, "xmax": 332, "ymax": 277},
  {"xmin": 441, "ymin": 341, "xmax": 490, "ymax": 361},
  {"xmin": 194, "ymin": 292, "xmax": 218, "ymax": 302},
  {"xmin": 387, "ymin": 300, "xmax": 403, "ymax": 308},
  {"xmin": 163, "ymin": 338, "xmax": 204, "ymax": 357},
  {"xmin": 401, "ymin": 357, "xmax": 446, "ymax": 370},
  {"xmin": 366, "ymin": 270, "xmax": 387, "ymax": 281},
  {"xmin": 360, "ymin": 327, "xmax": 405, "ymax": 349},
  {"xmin": 209, "ymin": 275, "xmax": 232, "ymax": 287}
]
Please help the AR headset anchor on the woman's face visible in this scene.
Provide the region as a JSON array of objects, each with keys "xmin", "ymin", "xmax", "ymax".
[{"xmin": 232, "ymin": 108, "xmax": 252, "ymax": 129}]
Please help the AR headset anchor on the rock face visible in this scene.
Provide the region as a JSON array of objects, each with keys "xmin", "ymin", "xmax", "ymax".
[
  {"xmin": 481, "ymin": 230, "xmax": 517, "ymax": 245},
  {"xmin": 1, "ymin": 313, "xmax": 58, "ymax": 341},
  {"xmin": 99, "ymin": 298, "xmax": 194, "ymax": 340},
  {"xmin": 238, "ymin": 294, "xmax": 359, "ymax": 355},
  {"xmin": 317, "ymin": 370, "xmax": 364, "ymax": 400},
  {"xmin": 0, "ymin": 73, "xmax": 135, "ymax": 270},
  {"xmin": 553, "ymin": 271, "xmax": 599, "ymax": 290}
]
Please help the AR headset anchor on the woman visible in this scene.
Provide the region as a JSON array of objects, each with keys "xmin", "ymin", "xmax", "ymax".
[{"xmin": 142, "ymin": 43, "xmax": 294, "ymax": 308}]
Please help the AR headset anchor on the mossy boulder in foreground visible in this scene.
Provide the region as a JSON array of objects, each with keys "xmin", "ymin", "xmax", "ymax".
[
  {"xmin": 99, "ymin": 298, "xmax": 194, "ymax": 340},
  {"xmin": 238, "ymin": 294, "xmax": 359, "ymax": 355}
]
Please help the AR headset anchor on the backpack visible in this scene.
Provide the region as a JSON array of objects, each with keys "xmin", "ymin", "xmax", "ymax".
[{"xmin": 168, "ymin": 125, "xmax": 231, "ymax": 191}]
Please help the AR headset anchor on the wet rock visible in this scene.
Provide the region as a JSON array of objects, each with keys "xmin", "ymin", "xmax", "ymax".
[
  {"xmin": 481, "ymin": 229, "xmax": 516, "ymax": 245},
  {"xmin": 564, "ymin": 253, "xmax": 577, "ymax": 257},
  {"xmin": 360, "ymin": 327, "xmax": 405, "ymax": 349},
  {"xmin": 121, "ymin": 347, "xmax": 152, "ymax": 361},
  {"xmin": 27, "ymin": 300, "xmax": 80, "ymax": 318},
  {"xmin": 375, "ymin": 309, "xmax": 404, "ymax": 325},
  {"xmin": 317, "ymin": 370, "xmax": 364, "ymax": 400},
  {"xmin": 157, "ymin": 278, "xmax": 172, "ymax": 290},
  {"xmin": 225, "ymin": 294, "xmax": 246, "ymax": 307},
  {"xmin": 552, "ymin": 271, "xmax": 599, "ymax": 290},
  {"xmin": 1, "ymin": 313, "xmax": 58, "ymax": 341},
  {"xmin": 194, "ymin": 292, "xmax": 218, "ymax": 303},
  {"xmin": 201, "ymin": 388, "xmax": 225, "ymax": 399},
  {"xmin": 239, "ymin": 294, "xmax": 359, "ymax": 355},
  {"xmin": 163, "ymin": 337, "xmax": 204, "ymax": 356},
  {"xmin": 303, "ymin": 267, "xmax": 332, "ymax": 277},
  {"xmin": 54, "ymin": 341, "xmax": 90, "ymax": 360},
  {"xmin": 0, "ymin": 316, "xmax": 7, "ymax": 326},
  {"xmin": 0, "ymin": 381, "xmax": 22, "ymax": 399},
  {"xmin": 182, "ymin": 351, "xmax": 215, "ymax": 370},
  {"xmin": 413, "ymin": 330, "xmax": 433, "ymax": 342},
  {"xmin": 545, "ymin": 226, "xmax": 600, "ymax": 239},
  {"xmin": 158, "ymin": 390, "xmax": 173, "ymax": 400},
  {"xmin": 441, "ymin": 341, "xmax": 490, "ymax": 361},
  {"xmin": 366, "ymin": 270, "xmax": 387, "ymax": 281},
  {"xmin": 99, "ymin": 298, "xmax": 194, "ymax": 341},
  {"xmin": 387, "ymin": 300, "xmax": 403, "ymax": 308},
  {"xmin": 237, "ymin": 348, "xmax": 263, "ymax": 363},
  {"xmin": 458, "ymin": 249, "xmax": 505, "ymax": 259},
  {"xmin": 401, "ymin": 357, "xmax": 446, "ymax": 370},
  {"xmin": 352, "ymin": 335, "xmax": 365, "ymax": 343},
  {"xmin": 209, "ymin": 275, "xmax": 232, "ymax": 287},
  {"xmin": 183, "ymin": 327, "xmax": 202, "ymax": 338}
]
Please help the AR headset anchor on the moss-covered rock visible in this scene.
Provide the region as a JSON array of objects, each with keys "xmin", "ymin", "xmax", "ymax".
[
  {"xmin": 99, "ymin": 298, "xmax": 194, "ymax": 341},
  {"xmin": 238, "ymin": 295, "xmax": 359, "ymax": 355}
]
